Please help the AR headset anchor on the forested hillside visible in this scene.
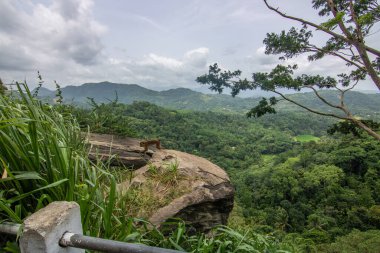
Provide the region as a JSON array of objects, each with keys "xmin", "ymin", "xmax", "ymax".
[
  {"xmin": 70, "ymin": 99, "xmax": 380, "ymax": 251},
  {"xmin": 73, "ymin": 101, "xmax": 334, "ymax": 168},
  {"xmin": 4, "ymin": 82, "xmax": 379, "ymax": 252},
  {"xmin": 36, "ymin": 82, "xmax": 380, "ymax": 117}
]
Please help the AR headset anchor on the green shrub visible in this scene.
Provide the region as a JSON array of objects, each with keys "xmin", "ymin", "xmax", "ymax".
[{"xmin": 0, "ymin": 83, "xmax": 122, "ymax": 239}]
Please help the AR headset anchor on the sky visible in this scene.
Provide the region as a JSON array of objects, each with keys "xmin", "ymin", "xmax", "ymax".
[{"xmin": 0, "ymin": 0, "xmax": 379, "ymax": 92}]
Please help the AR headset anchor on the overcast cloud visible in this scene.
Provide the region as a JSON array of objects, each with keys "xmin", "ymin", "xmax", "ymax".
[{"xmin": 0, "ymin": 0, "xmax": 378, "ymax": 91}]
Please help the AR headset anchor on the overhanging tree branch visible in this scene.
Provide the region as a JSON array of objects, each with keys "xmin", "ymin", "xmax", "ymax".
[
  {"xmin": 197, "ymin": 1, "xmax": 380, "ymax": 142},
  {"xmin": 309, "ymin": 46, "xmax": 365, "ymax": 70},
  {"xmin": 271, "ymin": 90, "xmax": 348, "ymax": 120},
  {"xmin": 303, "ymin": 85, "xmax": 341, "ymax": 109},
  {"xmin": 327, "ymin": 0, "xmax": 380, "ymax": 90},
  {"xmin": 274, "ymin": 88, "xmax": 380, "ymax": 141},
  {"xmin": 263, "ymin": 0, "xmax": 380, "ymax": 57}
]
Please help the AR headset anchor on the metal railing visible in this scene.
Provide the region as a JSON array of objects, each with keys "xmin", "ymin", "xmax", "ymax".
[
  {"xmin": 0, "ymin": 222, "xmax": 20, "ymax": 235},
  {"xmin": 0, "ymin": 222, "xmax": 183, "ymax": 253}
]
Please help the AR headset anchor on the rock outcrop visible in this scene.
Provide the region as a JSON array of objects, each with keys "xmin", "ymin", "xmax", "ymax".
[
  {"xmin": 86, "ymin": 133, "xmax": 234, "ymax": 233},
  {"xmin": 85, "ymin": 133, "xmax": 154, "ymax": 169},
  {"xmin": 119, "ymin": 149, "xmax": 234, "ymax": 233}
]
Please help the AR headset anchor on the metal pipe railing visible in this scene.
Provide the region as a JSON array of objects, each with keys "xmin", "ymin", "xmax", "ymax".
[
  {"xmin": 0, "ymin": 223, "xmax": 184, "ymax": 253},
  {"xmin": 60, "ymin": 232, "xmax": 183, "ymax": 253},
  {"xmin": 0, "ymin": 222, "xmax": 20, "ymax": 236}
]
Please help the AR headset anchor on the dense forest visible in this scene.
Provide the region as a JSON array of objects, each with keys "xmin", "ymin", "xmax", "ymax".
[
  {"xmin": 1, "ymin": 82, "xmax": 380, "ymax": 252},
  {"xmin": 67, "ymin": 98, "xmax": 380, "ymax": 251},
  {"xmin": 1, "ymin": 80, "xmax": 380, "ymax": 252}
]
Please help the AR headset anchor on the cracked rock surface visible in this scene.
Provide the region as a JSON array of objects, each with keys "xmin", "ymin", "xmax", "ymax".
[
  {"xmin": 86, "ymin": 133, "xmax": 234, "ymax": 233},
  {"xmin": 85, "ymin": 133, "xmax": 154, "ymax": 169},
  {"xmin": 119, "ymin": 149, "xmax": 235, "ymax": 233}
]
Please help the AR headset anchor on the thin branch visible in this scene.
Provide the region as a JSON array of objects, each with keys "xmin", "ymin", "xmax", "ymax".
[
  {"xmin": 309, "ymin": 46, "xmax": 365, "ymax": 70},
  {"xmin": 348, "ymin": 46, "xmax": 356, "ymax": 57},
  {"xmin": 342, "ymin": 79, "xmax": 360, "ymax": 94},
  {"xmin": 337, "ymin": 49, "xmax": 357, "ymax": 58},
  {"xmin": 349, "ymin": 1, "xmax": 364, "ymax": 42},
  {"xmin": 347, "ymin": 0, "xmax": 380, "ymax": 90},
  {"xmin": 263, "ymin": 0, "xmax": 380, "ymax": 57},
  {"xmin": 327, "ymin": 0, "xmax": 353, "ymax": 39},
  {"xmin": 274, "ymin": 87, "xmax": 380, "ymax": 141},
  {"xmin": 271, "ymin": 90, "xmax": 349, "ymax": 120},
  {"xmin": 330, "ymin": 51, "xmax": 365, "ymax": 69},
  {"xmin": 304, "ymin": 85, "xmax": 342, "ymax": 109}
]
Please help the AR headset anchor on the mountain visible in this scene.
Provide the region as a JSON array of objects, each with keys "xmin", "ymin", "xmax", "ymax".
[
  {"xmin": 37, "ymin": 81, "xmax": 259, "ymax": 112},
  {"xmin": 33, "ymin": 87, "xmax": 53, "ymax": 97},
  {"xmin": 36, "ymin": 81, "xmax": 380, "ymax": 117}
]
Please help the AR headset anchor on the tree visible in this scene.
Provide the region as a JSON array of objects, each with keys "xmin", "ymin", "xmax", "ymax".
[{"xmin": 196, "ymin": 0, "xmax": 380, "ymax": 141}]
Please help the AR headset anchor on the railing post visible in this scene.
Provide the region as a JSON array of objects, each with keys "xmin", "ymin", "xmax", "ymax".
[{"xmin": 19, "ymin": 201, "xmax": 84, "ymax": 253}]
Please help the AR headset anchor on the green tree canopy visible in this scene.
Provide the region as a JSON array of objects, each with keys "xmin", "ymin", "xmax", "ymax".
[{"xmin": 197, "ymin": 0, "xmax": 380, "ymax": 141}]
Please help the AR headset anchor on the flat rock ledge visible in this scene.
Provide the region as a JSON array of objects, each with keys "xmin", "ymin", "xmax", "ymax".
[
  {"xmin": 85, "ymin": 133, "xmax": 153, "ymax": 169},
  {"xmin": 118, "ymin": 149, "xmax": 235, "ymax": 234},
  {"xmin": 85, "ymin": 133, "xmax": 234, "ymax": 233}
]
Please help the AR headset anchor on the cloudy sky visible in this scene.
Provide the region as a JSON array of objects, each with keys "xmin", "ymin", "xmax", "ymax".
[{"xmin": 0, "ymin": 0, "xmax": 379, "ymax": 91}]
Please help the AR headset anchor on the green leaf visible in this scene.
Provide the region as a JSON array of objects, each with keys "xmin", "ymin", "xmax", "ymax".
[
  {"xmin": 7, "ymin": 179, "xmax": 68, "ymax": 203},
  {"xmin": 321, "ymin": 11, "xmax": 345, "ymax": 30}
]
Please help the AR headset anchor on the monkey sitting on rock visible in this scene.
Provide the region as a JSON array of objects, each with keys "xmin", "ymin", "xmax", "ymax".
[{"xmin": 140, "ymin": 139, "xmax": 161, "ymax": 152}]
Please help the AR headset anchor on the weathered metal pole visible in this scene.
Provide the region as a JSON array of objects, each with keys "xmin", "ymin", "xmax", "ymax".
[
  {"xmin": 0, "ymin": 222, "xmax": 20, "ymax": 235},
  {"xmin": 60, "ymin": 232, "xmax": 184, "ymax": 253}
]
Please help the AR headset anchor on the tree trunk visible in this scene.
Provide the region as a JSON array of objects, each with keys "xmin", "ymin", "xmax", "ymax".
[{"xmin": 351, "ymin": 117, "xmax": 380, "ymax": 142}]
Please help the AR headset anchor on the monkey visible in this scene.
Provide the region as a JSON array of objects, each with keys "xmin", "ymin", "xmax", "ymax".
[{"xmin": 140, "ymin": 139, "xmax": 161, "ymax": 152}]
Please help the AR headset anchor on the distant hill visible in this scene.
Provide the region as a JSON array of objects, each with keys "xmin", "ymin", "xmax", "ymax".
[
  {"xmin": 278, "ymin": 90, "xmax": 380, "ymax": 117},
  {"xmin": 35, "ymin": 81, "xmax": 380, "ymax": 118},
  {"xmin": 36, "ymin": 81, "xmax": 259, "ymax": 112}
]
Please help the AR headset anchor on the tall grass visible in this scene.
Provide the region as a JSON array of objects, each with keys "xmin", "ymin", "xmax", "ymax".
[{"xmin": 0, "ymin": 83, "xmax": 116, "ymax": 237}]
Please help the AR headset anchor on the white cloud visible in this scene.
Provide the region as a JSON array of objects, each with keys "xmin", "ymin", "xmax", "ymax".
[
  {"xmin": 248, "ymin": 46, "xmax": 353, "ymax": 77},
  {"xmin": 184, "ymin": 47, "xmax": 209, "ymax": 68},
  {"xmin": 94, "ymin": 47, "xmax": 210, "ymax": 89},
  {"xmin": 139, "ymin": 54, "xmax": 183, "ymax": 70},
  {"xmin": 250, "ymin": 46, "xmax": 278, "ymax": 67},
  {"xmin": 51, "ymin": 0, "xmax": 94, "ymax": 20},
  {"xmin": 0, "ymin": 0, "xmax": 211, "ymax": 90},
  {"xmin": 0, "ymin": 0, "xmax": 106, "ymax": 74}
]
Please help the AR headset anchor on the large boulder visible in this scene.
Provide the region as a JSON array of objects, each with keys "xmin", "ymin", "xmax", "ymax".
[{"xmin": 118, "ymin": 149, "xmax": 234, "ymax": 233}]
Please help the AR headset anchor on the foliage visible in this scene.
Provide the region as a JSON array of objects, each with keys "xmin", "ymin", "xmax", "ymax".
[
  {"xmin": 328, "ymin": 120, "xmax": 380, "ymax": 137},
  {"xmin": 0, "ymin": 79, "xmax": 7, "ymax": 95},
  {"xmin": 76, "ymin": 97, "xmax": 137, "ymax": 136},
  {"xmin": 235, "ymin": 135, "xmax": 380, "ymax": 242},
  {"xmin": 0, "ymin": 84, "xmax": 299, "ymax": 252},
  {"xmin": 72, "ymin": 101, "xmax": 307, "ymax": 173},
  {"xmin": 0, "ymin": 83, "xmax": 125, "ymax": 239},
  {"xmin": 120, "ymin": 161, "xmax": 191, "ymax": 219},
  {"xmin": 73, "ymin": 99, "xmax": 380, "ymax": 250},
  {"xmin": 196, "ymin": 0, "xmax": 380, "ymax": 141},
  {"xmin": 3, "ymin": 81, "xmax": 377, "ymax": 251},
  {"xmin": 318, "ymin": 229, "xmax": 380, "ymax": 253},
  {"xmin": 294, "ymin": 135, "xmax": 320, "ymax": 143},
  {"xmin": 142, "ymin": 223, "xmax": 305, "ymax": 253},
  {"xmin": 33, "ymin": 81, "xmax": 380, "ymax": 119}
]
